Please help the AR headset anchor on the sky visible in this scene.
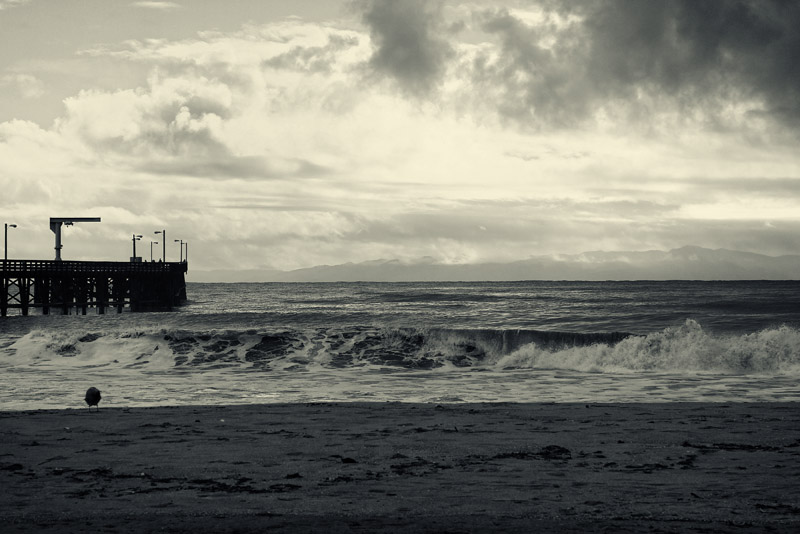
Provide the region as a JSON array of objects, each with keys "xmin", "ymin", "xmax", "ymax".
[{"xmin": 1, "ymin": 0, "xmax": 800, "ymax": 276}]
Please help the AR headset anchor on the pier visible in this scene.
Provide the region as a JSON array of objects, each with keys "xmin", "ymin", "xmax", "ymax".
[{"xmin": 1, "ymin": 259, "xmax": 188, "ymax": 316}]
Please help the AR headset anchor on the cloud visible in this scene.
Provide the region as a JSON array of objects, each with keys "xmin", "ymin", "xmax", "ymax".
[
  {"xmin": 263, "ymin": 33, "xmax": 361, "ymax": 73},
  {"xmin": 83, "ymin": 20, "xmax": 366, "ymax": 72},
  {"xmin": 359, "ymin": 0, "xmax": 453, "ymax": 95},
  {"xmin": 581, "ymin": 0, "xmax": 800, "ymax": 126},
  {"xmin": 0, "ymin": 18, "xmax": 376, "ymax": 268},
  {"xmin": 55, "ymin": 79, "xmax": 337, "ymax": 181},
  {"xmin": 468, "ymin": 0, "xmax": 800, "ymax": 133},
  {"xmin": 56, "ymin": 21, "xmax": 372, "ymax": 181},
  {"xmin": 0, "ymin": 74, "xmax": 45, "ymax": 99},
  {"xmin": 2, "ymin": 7, "xmax": 800, "ymax": 272},
  {"xmin": 57, "ymin": 81, "xmax": 231, "ymax": 162},
  {"xmin": 0, "ymin": 0, "xmax": 30, "ymax": 10},
  {"xmin": 130, "ymin": 1, "xmax": 180, "ymax": 10},
  {"xmin": 470, "ymin": 7, "xmax": 592, "ymax": 127},
  {"xmin": 138, "ymin": 155, "xmax": 331, "ymax": 180}
]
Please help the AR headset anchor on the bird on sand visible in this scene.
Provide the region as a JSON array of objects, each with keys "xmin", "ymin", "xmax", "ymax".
[{"xmin": 85, "ymin": 387, "xmax": 102, "ymax": 411}]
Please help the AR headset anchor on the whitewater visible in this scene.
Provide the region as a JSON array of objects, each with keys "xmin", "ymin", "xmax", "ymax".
[{"xmin": 1, "ymin": 281, "xmax": 800, "ymax": 409}]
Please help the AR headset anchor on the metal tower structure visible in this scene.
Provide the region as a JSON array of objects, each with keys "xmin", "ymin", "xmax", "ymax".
[{"xmin": 49, "ymin": 217, "xmax": 101, "ymax": 261}]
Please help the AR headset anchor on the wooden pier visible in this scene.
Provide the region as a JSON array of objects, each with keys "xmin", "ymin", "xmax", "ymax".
[{"xmin": 1, "ymin": 259, "xmax": 188, "ymax": 316}]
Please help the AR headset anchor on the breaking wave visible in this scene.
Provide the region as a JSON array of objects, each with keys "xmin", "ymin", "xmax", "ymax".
[{"xmin": 3, "ymin": 320, "xmax": 800, "ymax": 375}]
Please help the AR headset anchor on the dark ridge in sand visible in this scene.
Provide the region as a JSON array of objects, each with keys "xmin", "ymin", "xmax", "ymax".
[{"xmin": 1, "ymin": 402, "xmax": 799, "ymax": 532}]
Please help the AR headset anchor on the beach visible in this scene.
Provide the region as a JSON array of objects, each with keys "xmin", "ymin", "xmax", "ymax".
[{"xmin": 2, "ymin": 402, "xmax": 799, "ymax": 532}]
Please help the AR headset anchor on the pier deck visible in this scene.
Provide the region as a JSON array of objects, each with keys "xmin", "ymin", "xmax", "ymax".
[{"xmin": 1, "ymin": 260, "xmax": 188, "ymax": 315}]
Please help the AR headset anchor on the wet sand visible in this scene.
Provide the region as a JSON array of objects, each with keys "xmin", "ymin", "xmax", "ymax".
[{"xmin": 1, "ymin": 402, "xmax": 799, "ymax": 533}]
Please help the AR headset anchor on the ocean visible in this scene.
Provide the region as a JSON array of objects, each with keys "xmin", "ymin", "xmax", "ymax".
[{"xmin": 1, "ymin": 280, "xmax": 800, "ymax": 410}]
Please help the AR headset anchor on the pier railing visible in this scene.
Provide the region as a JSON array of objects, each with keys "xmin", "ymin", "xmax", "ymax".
[
  {"xmin": 1, "ymin": 259, "xmax": 188, "ymax": 316},
  {"xmin": 1, "ymin": 259, "xmax": 186, "ymax": 274}
]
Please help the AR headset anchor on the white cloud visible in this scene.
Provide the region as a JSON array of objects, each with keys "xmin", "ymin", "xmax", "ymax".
[
  {"xmin": 0, "ymin": 74, "xmax": 45, "ymax": 99},
  {"xmin": 0, "ymin": 0, "xmax": 30, "ymax": 10},
  {"xmin": 130, "ymin": 1, "xmax": 180, "ymax": 10},
  {"xmin": 82, "ymin": 21, "xmax": 367, "ymax": 72}
]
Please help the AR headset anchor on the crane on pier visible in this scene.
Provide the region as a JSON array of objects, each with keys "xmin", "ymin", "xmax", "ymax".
[{"xmin": 49, "ymin": 217, "xmax": 101, "ymax": 261}]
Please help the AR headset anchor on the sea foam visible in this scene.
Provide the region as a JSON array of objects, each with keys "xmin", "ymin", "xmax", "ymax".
[
  {"xmin": 497, "ymin": 320, "xmax": 800, "ymax": 373},
  {"xmin": 3, "ymin": 319, "xmax": 799, "ymax": 375}
]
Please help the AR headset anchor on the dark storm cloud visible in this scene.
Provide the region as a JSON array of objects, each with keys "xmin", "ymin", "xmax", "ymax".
[
  {"xmin": 359, "ymin": 0, "xmax": 453, "ymax": 95},
  {"xmin": 473, "ymin": 7, "xmax": 594, "ymax": 126},
  {"xmin": 582, "ymin": 0, "xmax": 800, "ymax": 124},
  {"xmin": 470, "ymin": 0, "xmax": 800, "ymax": 130}
]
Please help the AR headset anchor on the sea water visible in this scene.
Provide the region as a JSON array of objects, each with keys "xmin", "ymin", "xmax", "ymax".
[{"xmin": 1, "ymin": 281, "xmax": 800, "ymax": 409}]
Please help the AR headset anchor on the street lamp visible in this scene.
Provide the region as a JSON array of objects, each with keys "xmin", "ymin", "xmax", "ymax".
[
  {"xmin": 154, "ymin": 230, "xmax": 166, "ymax": 262},
  {"xmin": 150, "ymin": 241, "xmax": 158, "ymax": 262},
  {"xmin": 174, "ymin": 239, "xmax": 184, "ymax": 262},
  {"xmin": 131, "ymin": 234, "xmax": 142, "ymax": 261},
  {"xmin": 4, "ymin": 223, "xmax": 17, "ymax": 263}
]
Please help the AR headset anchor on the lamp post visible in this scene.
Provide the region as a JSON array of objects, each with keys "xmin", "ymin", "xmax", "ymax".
[
  {"xmin": 174, "ymin": 239, "xmax": 184, "ymax": 262},
  {"xmin": 131, "ymin": 234, "xmax": 142, "ymax": 261},
  {"xmin": 154, "ymin": 230, "xmax": 165, "ymax": 262},
  {"xmin": 4, "ymin": 223, "xmax": 17, "ymax": 264},
  {"xmin": 150, "ymin": 241, "xmax": 158, "ymax": 262}
]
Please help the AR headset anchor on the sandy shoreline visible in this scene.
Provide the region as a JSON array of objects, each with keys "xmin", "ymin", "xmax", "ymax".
[{"xmin": 2, "ymin": 402, "xmax": 799, "ymax": 532}]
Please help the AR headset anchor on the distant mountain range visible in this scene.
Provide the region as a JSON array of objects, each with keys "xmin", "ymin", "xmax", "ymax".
[{"xmin": 189, "ymin": 246, "xmax": 800, "ymax": 282}]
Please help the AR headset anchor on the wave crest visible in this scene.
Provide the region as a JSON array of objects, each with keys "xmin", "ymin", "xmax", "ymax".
[
  {"xmin": 2, "ymin": 320, "xmax": 799, "ymax": 374},
  {"xmin": 498, "ymin": 320, "xmax": 800, "ymax": 373}
]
